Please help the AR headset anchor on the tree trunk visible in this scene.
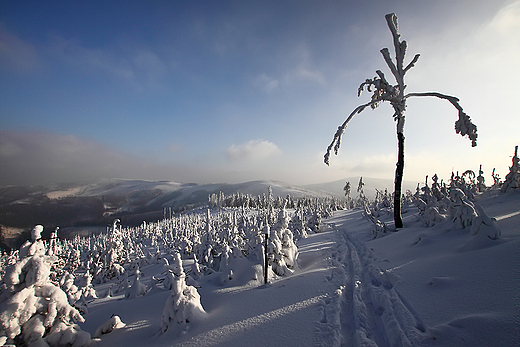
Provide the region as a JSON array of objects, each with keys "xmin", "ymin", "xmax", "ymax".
[
  {"xmin": 264, "ymin": 232, "xmax": 269, "ymax": 284},
  {"xmin": 394, "ymin": 132, "xmax": 404, "ymax": 228}
]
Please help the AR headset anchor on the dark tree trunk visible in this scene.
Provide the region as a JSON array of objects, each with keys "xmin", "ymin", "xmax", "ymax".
[{"xmin": 394, "ymin": 132, "xmax": 405, "ymax": 228}]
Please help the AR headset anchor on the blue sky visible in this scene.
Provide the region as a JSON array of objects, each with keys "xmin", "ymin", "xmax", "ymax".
[{"xmin": 1, "ymin": 0, "xmax": 518, "ymax": 186}]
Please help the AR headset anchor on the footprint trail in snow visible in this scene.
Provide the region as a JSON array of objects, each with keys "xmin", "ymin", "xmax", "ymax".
[{"xmin": 317, "ymin": 211, "xmax": 426, "ymax": 347}]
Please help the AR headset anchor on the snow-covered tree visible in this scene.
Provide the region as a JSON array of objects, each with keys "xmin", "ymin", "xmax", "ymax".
[
  {"xmin": 161, "ymin": 253, "xmax": 206, "ymax": 335},
  {"xmin": 470, "ymin": 205, "xmax": 501, "ymax": 240},
  {"xmin": 324, "ymin": 13, "xmax": 477, "ymax": 228},
  {"xmin": 477, "ymin": 165, "xmax": 486, "ymax": 192},
  {"xmin": 0, "ymin": 225, "xmax": 90, "ymax": 346},
  {"xmin": 343, "ymin": 181, "xmax": 351, "ymax": 199},
  {"xmin": 490, "ymin": 168, "xmax": 501, "ymax": 190},
  {"xmin": 501, "ymin": 145, "xmax": 520, "ymax": 193},
  {"xmin": 449, "ymin": 188, "xmax": 477, "ymax": 229},
  {"xmin": 93, "ymin": 315, "xmax": 126, "ymax": 338}
]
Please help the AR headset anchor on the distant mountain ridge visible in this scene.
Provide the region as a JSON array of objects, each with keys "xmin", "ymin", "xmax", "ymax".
[{"xmin": 0, "ymin": 177, "xmax": 418, "ymax": 248}]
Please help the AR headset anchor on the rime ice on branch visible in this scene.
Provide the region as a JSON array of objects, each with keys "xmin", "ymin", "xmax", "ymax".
[{"xmin": 324, "ymin": 13, "xmax": 478, "ymax": 228}]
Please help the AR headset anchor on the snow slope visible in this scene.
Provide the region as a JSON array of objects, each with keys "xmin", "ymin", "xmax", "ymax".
[{"xmin": 74, "ymin": 191, "xmax": 519, "ymax": 347}]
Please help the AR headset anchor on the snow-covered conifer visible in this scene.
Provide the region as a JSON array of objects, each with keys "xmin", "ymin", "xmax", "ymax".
[
  {"xmin": 501, "ymin": 145, "xmax": 520, "ymax": 193},
  {"xmin": 449, "ymin": 189, "xmax": 477, "ymax": 229},
  {"xmin": 161, "ymin": 253, "xmax": 205, "ymax": 335},
  {"xmin": 93, "ymin": 315, "xmax": 126, "ymax": 338},
  {"xmin": 125, "ymin": 273, "xmax": 147, "ymax": 299},
  {"xmin": 477, "ymin": 165, "xmax": 486, "ymax": 192},
  {"xmin": 470, "ymin": 205, "xmax": 501, "ymax": 240},
  {"xmin": 0, "ymin": 226, "xmax": 90, "ymax": 346}
]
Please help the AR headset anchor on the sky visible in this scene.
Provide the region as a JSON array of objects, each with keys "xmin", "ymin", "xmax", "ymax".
[{"xmin": 1, "ymin": 0, "xmax": 519, "ymax": 187}]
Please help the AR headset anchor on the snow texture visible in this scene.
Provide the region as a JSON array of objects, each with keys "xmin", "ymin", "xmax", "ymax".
[{"xmin": 1, "ymin": 184, "xmax": 518, "ymax": 347}]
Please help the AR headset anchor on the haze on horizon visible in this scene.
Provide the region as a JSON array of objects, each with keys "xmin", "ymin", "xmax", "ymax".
[{"xmin": 1, "ymin": 0, "xmax": 518, "ymax": 187}]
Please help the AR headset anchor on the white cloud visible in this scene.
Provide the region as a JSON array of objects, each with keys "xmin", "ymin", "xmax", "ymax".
[
  {"xmin": 0, "ymin": 130, "xmax": 200, "ymax": 185},
  {"xmin": 254, "ymin": 73, "xmax": 279, "ymax": 93},
  {"xmin": 227, "ymin": 140, "xmax": 281, "ymax": 162},
  {"xmin": 46, "ymin": 34, "xmax": 173, "ymax": 90},
  {"xmin": 0, "ymin": 25, "xmax": 40, "ymax": 72},
  {"xmin": 284, "ymin": 64, "xmax": 326, "ymax": 85},
  {"xmin": 283, "ymin": 44, "xmax": 326, "ymax": 85}
]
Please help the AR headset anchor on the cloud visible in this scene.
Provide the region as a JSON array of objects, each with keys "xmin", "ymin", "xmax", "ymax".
[
  {"xmin": 283, "ymin": 44, "xmax": 326, "ymax": 85},
  {"xmin": 284, "ymin": 64, "xmax": 326, "ymax": 85},
  {"xmin": 488, "ymin": 0, "xmax": 520, "ymax": 34},
  {"xmin": 46, "ymin": 34, "xmax": 172, "ymax": 90},
  {"xmin": 0, "ymin": 25, "xmax": 40, "ymax": 73},
  {"xmin": 227, "ymin": 140, "xmax": 281, "ymax": 162},
  {"xmin": 350, "ymin": 154, "xmax": 396, "ymax": 176},
  {"xmin": 254, "ymin": 73, "xmax": 279, "ymax": 93},
  {"xmin": 0, "ymin": 130, "xmax": 201, "ymax": 186},
  {"xmin": 0, "ymin": 130, "xmax": 129, "ymax": 185},
  {"xmin": 253, "ymin": 44, "xmax": 326, "ymax": 92},
  {"xmin": 47, "ymin": 34, "xmax": 134, "ymax": 80}
]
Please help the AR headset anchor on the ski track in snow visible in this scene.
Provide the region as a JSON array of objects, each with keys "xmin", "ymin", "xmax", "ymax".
[{"xmin": 322, "ymin": 213, "xmax": 427, "ymax": 347}]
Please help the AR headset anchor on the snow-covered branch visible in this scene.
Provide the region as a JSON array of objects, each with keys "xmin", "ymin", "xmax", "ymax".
[
  {"xmin": 404, "ymin": 92, "xmax": 478, "ymax": 147},
  {"xmin": 324, "ymin": 98, "xmax": 384, "ymax": 165}
]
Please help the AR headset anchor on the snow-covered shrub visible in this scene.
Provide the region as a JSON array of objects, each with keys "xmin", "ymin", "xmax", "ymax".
[
  {"xmin": 93, "ymin": 315, "xmax": 126, "ymax": 338},
  {"xmin": 449, "ymin": 188, "xmax": 477, "ymax": 229},
  {"xmin": 125, "ymin": 273, "xmax": 148, "ymax": 299},
  {"xmin": 414, "ymin": 175, "xmax": 449, "ymax": 227},
  {"xmin": 477, "ymin": 165, "xmax": 486, "ymax": 192},
  {"xmin": 289, "ymin": 207, "xmax": 308, "ymax": 240},
  {"xmin": 490, "ymin": 168, "xmax": 502, "ymax": 190},
  {"xmin": 470, "ymin": 205, "xmax": 501, "ymax": 240},
  {"xmin": 267, "ymin": 219, "xmax": 299, "ymax": 276},
  {"xmin": 0, "ymin": 226, "xmax": 90, "ymax": 346},
  {"xmin": 279, "ymin": 229, "xmax": 298, "ymax": 269},
  {"xmin": 501, "ymin": 145, "xmax": 520, "ymax": 193},
  {"xmin": 362, "ymin": 203, "xmax": 388, "ymax": 239},
  {"xmin": 161, "ymin": 253, "xmax": 206, "ymax": 335},
  {"xmin": 422, "ymin": 206, "xmax": 446, "ymax": 227},
  {"xmin": 307, "ymin": 210, "xmax": 322, "ymax": 233}
]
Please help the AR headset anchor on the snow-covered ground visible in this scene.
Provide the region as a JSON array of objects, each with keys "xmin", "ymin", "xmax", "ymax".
[{"xmin": 74, "ymin": 191, "xmax": 519, "ymax": 347}]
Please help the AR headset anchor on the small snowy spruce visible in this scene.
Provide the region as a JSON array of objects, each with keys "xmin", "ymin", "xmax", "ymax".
[
  {"xmin": 501, "ymin": 145, "xmax": 520, "ymax": 193},
  {"xmin": 449, "ymin": 188, "xmax": 477, "ymax": 229},
  {"xmin": 470, "ymin": 205, "xmax": 501, "ymax": 240},
  {"xmin": 93, "ymin": 315, "xmax": 126, "ymax": 338},
  {"xmin": 161, "ymin": 253, "xmax": 206, "ymax": 335},
  {"xmin": 0, "ymin": 225, "xmax": 90, "ymax": 347}
]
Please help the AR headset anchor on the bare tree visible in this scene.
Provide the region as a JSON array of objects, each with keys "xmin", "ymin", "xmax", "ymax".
[{"xmin": 324, "ymin": 13, "xmax": 478, "ymax": 228}]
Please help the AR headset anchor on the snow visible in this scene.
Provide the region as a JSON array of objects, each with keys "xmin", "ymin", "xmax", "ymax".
[
  {"xmin": 1, "ymin": 189, "xmax": 518, "ymax": 346},
  {"xmin": 36, "ymin": 191, "xmax": 514, "ymax": 346}
]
